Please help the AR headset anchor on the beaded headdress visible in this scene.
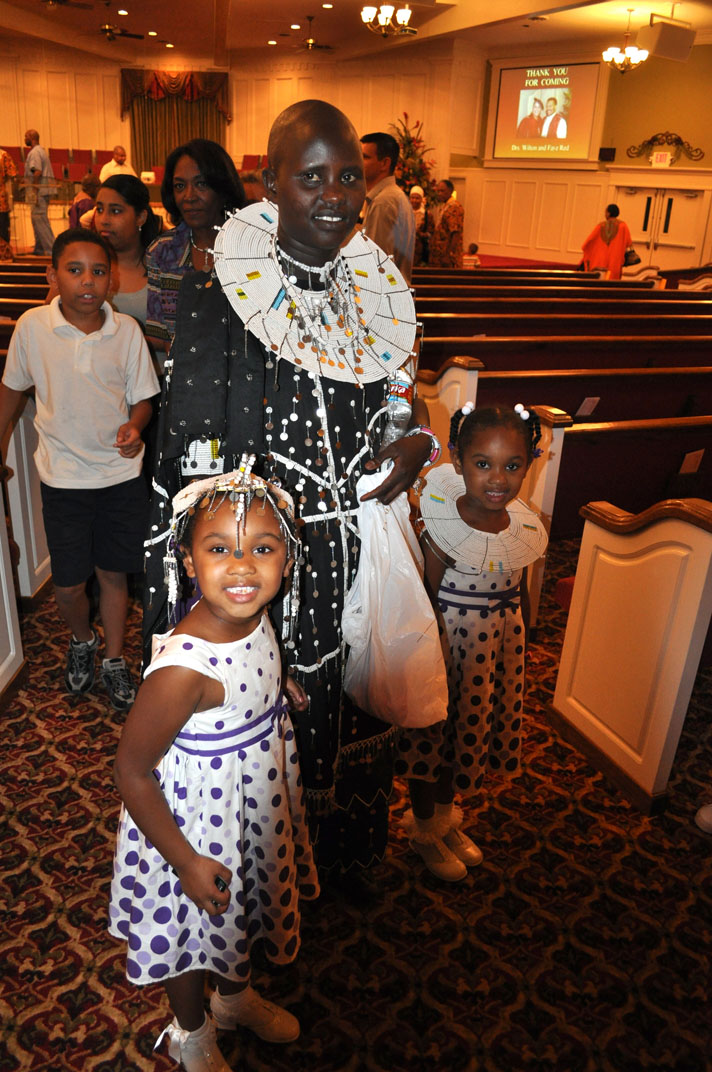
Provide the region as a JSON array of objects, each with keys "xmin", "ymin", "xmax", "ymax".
[{"xmin": 164, "ymin": 454, "xmax": 301, "ymax": 648}]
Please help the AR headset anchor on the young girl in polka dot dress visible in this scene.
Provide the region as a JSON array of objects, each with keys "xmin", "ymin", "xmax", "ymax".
[
  {"xmin": 109, "ymin": 463, "xmax": 319, "ymax": 1072},
  {"xmin": 396, "ymin": 404, "xmax": 548, "ymax": 882}
]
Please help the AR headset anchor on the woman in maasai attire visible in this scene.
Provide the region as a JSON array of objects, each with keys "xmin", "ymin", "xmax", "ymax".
[{"xmin": 143, "ymin": 100, "xmax": 436, "ymax": 881}]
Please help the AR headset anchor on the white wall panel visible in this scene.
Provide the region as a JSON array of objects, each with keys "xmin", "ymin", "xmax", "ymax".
[
  {"xmin": 229, "ymin": 78, "xmax": 250, "ymax": 160},
  {"xmin": 274, "ymin": 76, "xmax": 297, "ymax": 121},
  {"xmin": 253, "ymin": 78, "xmax": 271, "ymax": 151},
  {"xmin": 102, "ymin": 72, "xmax": 124, "ymax": 150},
  {"xmin": 399, "ymin": 73, "xmax": 426, "ymax": 135},
  {"xmin": 536, "ymin": 181, "xmax": 569, "ymax": 251},
  {"xmin": 367, "ymin": 75, "xmax": 396, "ymax": 131},
  {"xmin": 479, "ymin": 178, "xmax": 507, "ymax": 244},
  {"xmin": 21, "ymin": 69, "xmax": 47, "ymax": 142},
  {"xmin": 506, "ymin": 180, "xmax": 536, "ymax": 247},
  {"xmin": 297, "ymin": 76, "xmax": 315, "ymax": 103},
  {"xmin": 46, "ymin": 70, "xmax": 73, "ymax": 147},
  {"xmin": 337, "ymin": 77, "xmax": 365, "ymax": 133},
  {"xmin": 0, "ymin": 57, "xmax": 21, "ymax": 145},
  {"xmin": 568, "ymin": 182, "xmax": 606, "ymax": 255},
  {"xmin": 74, "ymin": 73, "xmax": 101, "ymax": 151}
]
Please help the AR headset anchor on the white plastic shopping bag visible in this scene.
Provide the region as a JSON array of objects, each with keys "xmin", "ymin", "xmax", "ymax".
[{"xmin": 341, "ymin": 471, "xmax": 448, "ymax": 728}]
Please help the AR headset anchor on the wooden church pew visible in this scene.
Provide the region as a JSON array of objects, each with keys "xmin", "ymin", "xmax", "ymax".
[
  {"xmin": 418, "ymin": 312, "xmax": 712, "ymax": 338},
  {"xmin": 419, "ymin": 336, "xmax": 712, "ymax": 371},
  {"xmin": 550, "ymin": 414, "xmax": 712, "ymax": 538},
  {"xmin": 415, "ymin": 295, "xmax": 711, "ymax": 317}
]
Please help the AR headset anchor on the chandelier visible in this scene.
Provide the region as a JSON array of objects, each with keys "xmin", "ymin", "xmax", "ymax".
[
  {"xmin": 602, "ymin": 8, "xmax": 649, "ymax": 72},
  {"xmin": 361, "ymin": 4, "xmax": 417, "ymax": 37}
]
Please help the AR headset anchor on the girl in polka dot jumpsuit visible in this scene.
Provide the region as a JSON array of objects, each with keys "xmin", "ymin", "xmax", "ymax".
[
  {"xmin": 109, "ymin": 468, "xmax": 318, "ymax": 1072},
  {"xmin": 396, "ymin": 404, "xmax": 548, "ymax": 883}
]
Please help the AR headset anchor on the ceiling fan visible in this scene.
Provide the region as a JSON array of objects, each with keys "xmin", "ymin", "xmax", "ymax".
[
  {"xmin": 42, "ymin": 0, "xmax": 94, "ymax": 9},
  {"xmin": 99, "ymin": 22, "xmax": 144, "ymax": 40},
  {"xmin": 297, "ymin": 15, "xmax": 333, "ymax": 51}
]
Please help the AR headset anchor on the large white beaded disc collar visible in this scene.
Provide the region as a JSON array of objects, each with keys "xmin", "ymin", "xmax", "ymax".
[{"xmin": 212, "ymin": 200, "xmax": 417, "ymax": 384}]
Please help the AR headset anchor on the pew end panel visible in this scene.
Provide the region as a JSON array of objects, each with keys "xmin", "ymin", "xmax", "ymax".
[
  {"xmin": 0, "ymin": 463, "xmax": 25, "ymax": 704},
  {"xmin": 416, "ymin": 355, "xmax": 482, "ymax": 457},
  {"xmin": 550, "ymin": 498, "xmax": 712, "ymax": 813},
  {"xmin": 3, "ymin": 395, "xmax": 51, "ymax": 599},
  {"xmin": 519, "ymin": 407, "xmax": 573, "ymax": 634}
]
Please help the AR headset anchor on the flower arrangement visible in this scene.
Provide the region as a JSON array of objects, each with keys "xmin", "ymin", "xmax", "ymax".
[{"xmin": 390, "ymin": 112, "xmax": 436, "ymax": 204}]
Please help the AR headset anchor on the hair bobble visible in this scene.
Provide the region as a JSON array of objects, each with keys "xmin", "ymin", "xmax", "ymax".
[
  {"xmin": 461, "ymin": 401, "xmax": 475, "ymax": 416},
  {"xmin": 514, "ymin": 403, "xmax": 530, "ymax": 421}
]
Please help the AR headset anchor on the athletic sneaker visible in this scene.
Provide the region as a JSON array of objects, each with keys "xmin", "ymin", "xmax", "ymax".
[
  {"xmin": 64, "ymin": 631, "xmax": 98, "ymax": 694},
  {"xmin": 100, "ymin": 657, "xmax": 136, "ymax": 711}
]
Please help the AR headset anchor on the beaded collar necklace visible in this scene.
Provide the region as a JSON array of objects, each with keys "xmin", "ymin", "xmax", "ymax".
[{"xmin": 213, "ymin": 200, "xmax": 417, "ymax": 384}]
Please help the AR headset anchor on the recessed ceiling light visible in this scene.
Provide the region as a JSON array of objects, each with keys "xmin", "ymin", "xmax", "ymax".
[
  {"xmin": 148, "ymin": 30, "xmax": 157, "ymax": 36},
  {"xmin": 322, "ymin": 3, "xmax": 333, "ymax": 7},
  {"xmin": 291, "ymin": 23, "xmax": 301, "ymax": 29},
  {"xmin": 268, "ymin": 39, "xmax": 277, "ymax": 45},
  {"xmin": 165, "ymin": 42, "xmax": 174, "ymax": 48},
  {"xmin": 118, "ymin": 8, "xmax": 128, "ymax": 14}
]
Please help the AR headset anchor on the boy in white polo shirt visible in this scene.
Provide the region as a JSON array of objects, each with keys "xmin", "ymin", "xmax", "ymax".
[{"xmin": 0, "ymin": 229, "xmax": 159, "ymax": 710}]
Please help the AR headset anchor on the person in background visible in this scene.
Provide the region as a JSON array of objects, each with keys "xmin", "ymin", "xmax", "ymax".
[
  {"xmin": 142, "ymin": 100, "xmax": 435, "ymax": 887},
  {"xmin": 99, "ymin": 145, "xmax": 137, "ymax": 184},
  {"xmin": 517, "ymin": 97, "xmax": 544, "ymax": 138},
  {"xmin": 23, "ymin": 129, "xmax": 55, "ymax": 256},
  {"xmin": 429, "ymin": 179, "xmax": 464, "ymax": 269},
  {"xmin": 581, "ymin": 203, "xmax": 632, "ymax": 281},
  {"xmin": 463, "ymin": 242, "xmax": 481, "ymax": 269},
  {"xmin": 68, "ymin": 173, "xmax": 101, "ymax": 229},
  {"xmin": 409, "ymin": 184, "xmax": 431, "ymax": 267},
  {"xmin": 360, "ymin": 131, "xmax": 415, "ymax": 282},
  {"xmin": 0, "ymin": 229, "xmax": 159, "ymax": 710},
  {"xmin": 94, "ymin": 174, "xmax": 162, "ymax": 328},
  {"xmin": 110, "ymin": 467, "xmax": 318, "ymax": 1070},
  {"xmin": 0, "ymin": 146, "xmax": 18, "ymax": 258},
  {"xmin": 397, "ymin": 403, "xmax": 548, "ymax": 881},
  {"xmin": 145, "ymin": 139, "xmax": 245, "ymax": 351}
]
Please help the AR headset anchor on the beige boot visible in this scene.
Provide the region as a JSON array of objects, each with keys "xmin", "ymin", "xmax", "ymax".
[{"xmin": 402, "ymin": 809, "xmax": 467, "ymax": 882}]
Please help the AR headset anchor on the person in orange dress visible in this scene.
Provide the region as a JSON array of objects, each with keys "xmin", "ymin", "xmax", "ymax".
[{"xmin": 581, "ymin": 203, "xmax": 632, "ymax": 280}]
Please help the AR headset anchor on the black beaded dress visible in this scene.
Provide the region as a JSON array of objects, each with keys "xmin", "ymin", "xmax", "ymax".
[{"xmin": 144, "ymin": 205, "xmax": 418, "ymax": 875}]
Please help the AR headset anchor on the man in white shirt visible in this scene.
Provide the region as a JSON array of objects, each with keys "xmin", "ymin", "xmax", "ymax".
[
  {"xmin": 360, "ymin": 131, "xmax": 415, "ymax": 282},
  {"xmin": 541, "ymin": 98, "xmax": 567, "ymax": 139},
  {"xmin": 99, "ymin": 146, "xmax": 137, "ymax": 183}
]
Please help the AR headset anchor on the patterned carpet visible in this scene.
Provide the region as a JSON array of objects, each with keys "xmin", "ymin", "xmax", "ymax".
[{"xmin": 1, "ymin": 539, "xmax": 711, "ymax": 1072}]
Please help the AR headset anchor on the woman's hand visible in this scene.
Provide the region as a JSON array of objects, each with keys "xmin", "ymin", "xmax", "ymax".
[
  {"xmin": 361, "ymin": 432, "xmax": 431, "ymax": 504},
  {"xmin": 176, "ymin": 855, "xmax": 233, "ymax": 916}
]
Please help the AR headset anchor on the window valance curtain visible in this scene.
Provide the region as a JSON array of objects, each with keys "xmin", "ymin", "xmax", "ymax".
[{"xmin": 120, "ymin": 70, "xmax": 231, "ymax": 123}]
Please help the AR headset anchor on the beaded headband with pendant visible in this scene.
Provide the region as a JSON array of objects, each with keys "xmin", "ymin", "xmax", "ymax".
[{"xmin": 164, "ymin": 453, "xmax": 301, "ymax": 649}]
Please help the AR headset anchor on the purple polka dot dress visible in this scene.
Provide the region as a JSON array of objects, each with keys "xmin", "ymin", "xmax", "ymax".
[
  {"xmin": 396, "ymin": 529, "xmax": 539, "ymax": 797},
  {"xmin": 108, "ymin": 616, "xmax": 319, "ymax": 985}
]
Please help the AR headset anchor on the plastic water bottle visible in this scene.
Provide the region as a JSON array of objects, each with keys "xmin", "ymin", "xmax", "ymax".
[{"xmin": 381, "ymin": 374, "xmax": 414, "ymax": 447}]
